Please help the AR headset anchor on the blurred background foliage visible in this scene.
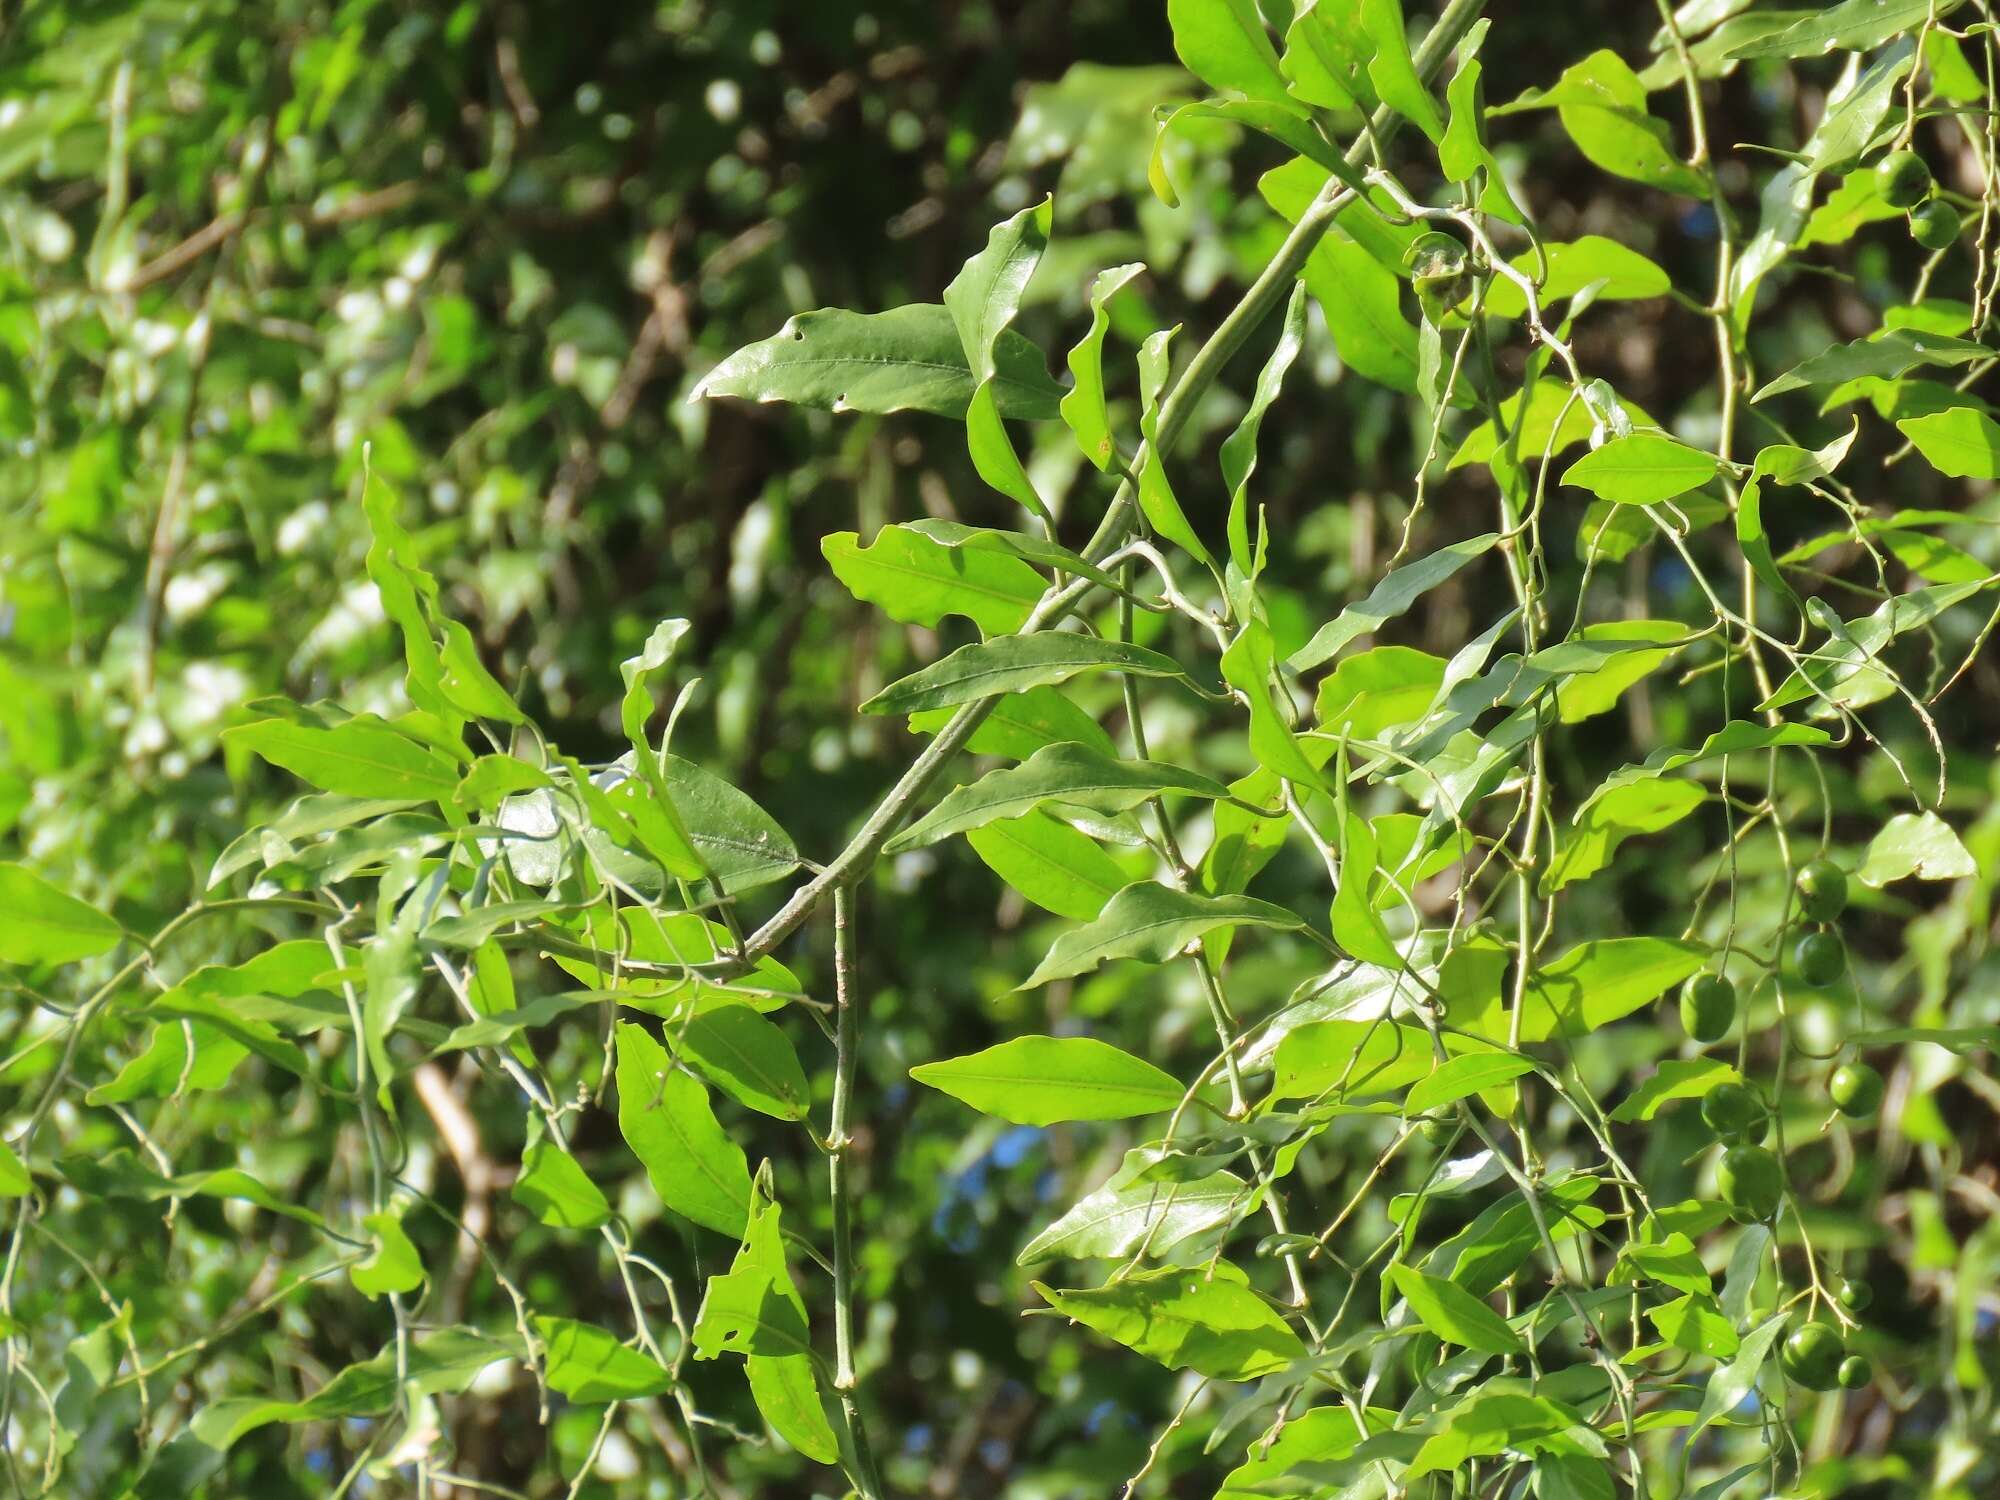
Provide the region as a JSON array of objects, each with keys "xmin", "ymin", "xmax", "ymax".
[{"xmin": 4, "ymin": 0, "xmax": 2000, "ymax": 1495}]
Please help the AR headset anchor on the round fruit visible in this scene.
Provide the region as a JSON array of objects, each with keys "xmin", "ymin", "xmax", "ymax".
[
  {"xmin": 1838, "ymin": 1280, "xmax": 1873, "ymax": 1314},
  {"xmin": 1796, "ymin": 858, "xmax": 1849, "ymax": 924},
  {"xmin": 1829, "ymin": 1062, "xmax": 1885, "ymax": 1118},
  {"xmin": 1911, "ymin": 198, "xmax": 1961, "ymax": 251},
  {"xmin": 1421, "ymin": 1114, "xmax": 1458, "ymax": 1148},
  {"xmin": 1680, "ymin": 973, "xmax": 1736, "ymax": 1043},
  {"xmin": 1783, "ymin": 1323, "xmax": 1847, "ymax": 1390},
  {"xmin": 1702, "ymin": 1082, "xmax": 1766, "ymax": 1139},
  {"xmin": 1796, "ymin": 931, "xmax": 1847, "ymax": 988},
  {"xmin": 1719, "ymin": 1144, "xmax": 1784, "ymax": 1223},
  {"xmin": 1876, "ymin": 149, "xmax": 1932, "ymax": 209},
  {"xmin": 1837, "ymin": 1354, "xmax": 1872, "ymax": 1390}
]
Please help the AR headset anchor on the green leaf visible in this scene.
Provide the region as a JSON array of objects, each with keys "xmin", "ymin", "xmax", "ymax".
[
  {"xmin": 224, "ymin": 717, "xmax": 463, "ymax": 802},
  {"xmin": 1550, "ymin": 619, "xmax": 1688, "ymax": 723},
  {"xmin": 911, "ymin": 1035, "xmax": 1182, "ymax": 1124},
  {"xmin": 1858, "ymin": 810, "xmax": 1977, "ymax": 887},
  {"xmin": 1898, "ymin": 406, "xmax": 2000, "ymax": 479},
  {"xmin": 1405, "ymin": 1053, "xmax": 1537, "ymax": 1117},
  {"xmin": 0, "ymin": 864, "xmax": 123, "ymax": 966},
  {"xmin": 1509, "ymin": 938, "xmax": 1708, "ymax": 1042},
  {"xmin": 535, "ymin": 1317, "xmax": 673, "ymax": 1404},
  {"xmin": 1018, "ymin": 1160, "xmax": 1248, "ymax": 1264},
  {"xmin": 1031, "ymin": 1260, "xmax": 1307, "ymax": 1379},
  {"xmin": 1168, "ymin": 0, "xmax": 1294, "ymax": 106},
  {"xmin": 614, "ymin": 1023, "xmax": 751, "ymax": 1237},
  {"xmin": 862, "ymin": 633, "xmax": 1193, "ymax": 716},
  {"xmin": 1439, "ymin": 20, "xmax": 1521, "ymax": 223},
  {"xmin": 1405, "ymin": 1391, "xmax": 1592, "ymax": 1476},
  {"xmin": 1451, "ymin": 380, "xmax": 1658, "ymax": 470},
  {"xmin": 674, "ymin": 1004, "xmax": 810, "ymax": 1121},
  {"xmin": 1616, "ymin": 1232, "xmax": 1713, "ymax": 1296},
  {"xmin": 1477, "ymin": 236, "xmax": 1665, "ymax": 319},
  {"xmin": 0, "ymin": 1138, "xmax": 31, "ymax": 1198},
  {"xmin": 350, "ymin": 1209, "xmax": 425, "ymax": 1298},
  {"xmin": 664, "ymin": 755, "xmax": 802, "ymax": 896},
  {"xmin": 1761, "ymin": 579, "xmax": 1994, "ymax": 712},
  {"xmin": 949, "ymin": 198, "xmax": 1057, "ymax": 521},
  {"xmin": 1386, "ymin": 1263, "xmax": 1525, "ymax": 1355},
  {"xmin": 887, "ymin": 741, "xmax": 1232, "ymax": 853},
  {"xmin": 907, "ymin": 687, "xmax": 1116, "ymax": 761},
  {"xmin": 1328, "ymin": 744, "xmax": 1399, "ymax": 966},
  {"xmin": 1607, "ymin": 1058, "xmax": 1743, "ymax": 1122},
  {"xmin": 1579, "ymin": 720, "xmax": 1832, "ymax": 815},
  {"xmin": 1221, "ymin": 614, "xmax": 1328, "ymax": 791},
  {"xmin": 1753, "ymin": 328, "xmax": 1990, "ymax": 401},
  {"xmin": 1291, "ymin": 534, "xmax": 1499, "ymax": 669},
  {"xmin": 901, "ymin": 518, "xmax": 1122, "ymax": 594},
  {"xmin": 438, "ymin": 618, "xmax": 523, "ymax": 725},
  {"xmin": 511, "ymin": 1119, "xmax": 611, "ymax": 1230},
  {"xmin": 1281, "ymin": 0, "xmax": 1377, "ymax": 113},
  {"xmin": 1728, "ymin": 0, "xmax": 1961, "ymax": 58},
  {"xmin": 1269, "ymin": 1019, "xmax": 1440, "ymax": 1103},
  {"xmin": 1545, "ymin": 779, "xmax": 1705, "ymax": 893},
  {"xmin": 1315, "ymin": 646, "xmax": 1449, "ymax": 737},
  {"xmin": 1061, "ymin": 263, "xmax": 1146, "ymax": 469},
  {"xmin": 1360, "ymin": 0, "xmax": 1445, "ymax": 141},
  {"xmin": 1022, "ymin": 881, "xmax": 1305, "ymax": 988},
  {"xmin": 1220, "ymin": 280, "xmax": 1306, "ymax": 575},
  {"xmin": 1649, "ymin": 1293, "xmax": 1740, "ymax": 1357},
  {"xmin": 1690, "ymin": 1313, "xmax": 1788, "ymax": 1440},
  {"xmin": 1134, "ymin": 325, "xmax": 1216, "ymax": 566},
  {"xmin": 823, "ymin": 527, "xmax": 1044, "ymax": 638},
  {"xmin": 1498, "ymin": 50, "xmax": 1707, "ymax": 196},
  {"xmin": 692, "ymin": 303, "xmax": 1063, "ymax": 419},
  {"xmin": 966, "ymin": 811, "xmax": 1129, "ymax": 921},
  {"xmin": 1151, "ymin": 98, "xmax": 1366, "ymax": 210},
  {"xmin": 1562, "ymin": 432, "xmax": 1718, "ymax": 505}
]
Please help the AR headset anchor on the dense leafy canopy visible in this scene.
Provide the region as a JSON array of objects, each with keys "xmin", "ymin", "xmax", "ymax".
[{"xmin": 4, "ymin": 1, "xmax": 2000, "ymax": 1497}]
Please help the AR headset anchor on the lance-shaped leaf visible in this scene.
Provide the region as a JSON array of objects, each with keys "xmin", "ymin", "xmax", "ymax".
[
  {"xmin": 1023, "ymin": 881, "xmax": 1306, "ymax": 987},
  {"xmin": 691, "ymin": 1175, "xmax": 837, "ymax": 1462},
  {"xmin": 1270, "ymin": 1019, "xmax": 1439, "ymax": 1102},
  {"xmin": 1729, "ymin": 0, "xmax": 1963, "ymax": 59},
  {"xmin": 225, "ymin": 716, "xmax": 463, "ymax": 803},
  {"xmin": 1405, "ymin": 1391, "xmax": 1593, "ymax": 1476},
  {"xmin": 1510, "ymin": 937, "xmax": 1709, "ymax": 1042},
  {"xmin": 966, "ymin": 811, "xmax": 1128, "ymax": 921},
  {"xmin": 1439, "ymin": 19, "xmax": 1521, "ymax": 223},
  {"xmin": 0, "ymin": 863, "xmax": 123, "ymax": 966},
  {"xmin": 1019, "ymin": 1159, "xmax": 1249, "ymax": 1264},
  {"xmin": 911, "ymin": 1035, "xmax": 1182, "ymax": 1124},
  {"xmin": 692, "ymin": 303, "xmax": 1063, "ymax": 419},
  {"xmin": 1282, "ymin": 0, "xmax": 1377, "ymax": 113},
  {"xmin": 948, "ymin": 198, "xmax": 1056, "ymax": 521},
  {"xmin": 1562, "ymin": 432, "xmax": 1718, "ymax": 505},
  {"xmin": 672, "ymin": 1004, "xmax": 811, "ymax": 1121},
  {"xmin": 1220, "ymin": 281, "xmax": 1306, "ymax": 576},
  {"xmin": 1405, "ymin": 1053, "xmax": 1537, "ymax": 1117},
  {"xmin": 615, "ymin": 1023, "xmax": 751, "ymax": 1237},
  {"xmin": 1329, "ymin": 742, "xmax": 1399, "ymax": 965},
  {"xmin": 1291, "ymin": 534, "xmax": 1498, "ymax": 670},
  {"xmin": 1544, "ymin": 779, "xmax": 1705, "ymax": 893},
  {"xmin": 512, "ymin": 1117, "xmax": 611, "ymax": 1230},
  {"xmin": 1608, "ymin": 1058, "xmax": 1743, "ymax": 1123},
  {"xmin": 1133, "ymin": 325, "xmax": 1216, "ymax": 566},
  {"xmin": 1168, "ymin": 0, "xmax": 1294, "ymax": 106},
  {"xmin": 1387, "ymin": 1263, "xmax": 1524, "ymax": 1356},
  {"xmin": 1578, "ymin": 720, "xmax": 1832, "ymax": 817},
  {"xmin": 1495, "ymin": 49, "xmax": 1707, "ymax": 196},
  {"xmin": 902, "ymin": 518, "xmax": 1122, "ymax": 592},
  {"xmin": 906, "ymin": 687, "xmax": 1116, "ymax": 761},
  {"xmin": 663, "ymin": 754, "xmax": 800, "ymax": 896},
  {"xmin": 1062, "ymin": 263, "xmax": 1146, "ymax": 470},
  {"xmin": 1753, "ymin": 327, "xmax": 1990, "ymax": 401},
  {"xmin": 1031, "ymin": 1260, "xmax": 1307, "ymax": 1380},
  {"xmin": 823, "ymin": 527, "xmax": 1044, "ymax": 638},
  {"xmin": 1762, "ymin": 579, "xmax": 1994, "ymax": 712},
  {"xmin": 890, "ymin": 741, "xmax": 1232, "ymax": 852},
  {"xmin": 1898, "ymin": 405, "xmax": 2000, "ymax": 479},
  {"xmin": 1261, "ymin": 164, "xmax": 1421, "ymax": 393},
  {"xmin": 1221, "ymin": 614, "xmax": 1326, "ymax": 790},
  {"xmin": 1361, "ymin": 0, "xmax": 1445, "ymax": 141},
  {"xmin": 863, "ymin": 633, "xmax": 1193, "ymax": 717},
  {"xmin": 536, "ymin": 1317, "xmax": 673, "ymax": 1404}
]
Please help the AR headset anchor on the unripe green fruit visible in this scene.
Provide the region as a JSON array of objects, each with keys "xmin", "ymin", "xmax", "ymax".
[
  {"xmin": 1421, "ymin": 1115, "xmax": 1458, "ymax": 1148},
  {"xmin": 1837, "ymin": 1354, "xmax": 1872, "ymax": 1390},
  {"xmin": 1680, "ymin": 973, "xmax": 1736, "ymax": 1043},
  {"xmin": 1838, "ymin": 1280, "xmax": 1873, "ymax": 1313},
  {"xmin": 1911, "ymin": 198, "xmax": 1961, "ymax": 251},
  {"xmin": 1876, "ymin": 149, "xmax": 1932, "ymax": 208},
  {"xmin": 1403, "ymin": 230, "xmax": 1471, "ymax": 320},
  {"xmin": 1782, "ymin": 1322, "xmax": 1846, "ymax": 1391},
  {"xmin": 1796, "ymin": 931, "xmax": 1847, "ymax": 988},
  {"xmin": 1829, "ymin": 1061, "xmax": 1885, "ymax": 1118},
  {"xmin": 1795, "ymin": 858, "xmax": 1849, "ymax": 924},
  {"xmin": 1718, "ymin": 1144, "xmax": 1784, "ymax": 1223},
  {"xmin": 1701, "ymin": 1081, "xmax": 1765, "ymax": 1138}
]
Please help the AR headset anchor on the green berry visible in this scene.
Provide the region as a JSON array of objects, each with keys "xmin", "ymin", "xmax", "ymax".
[
  {"xmin": 1795, "ymin": 859, "xmax": 1849, "ymax": 924},
  {"xmin": 1876, "ymin": 149, "xmax": 1932, "ymax": 209},
  {"xmin": 1701, "ymin": 1081, "xmax": 1766, "ymax": 1139},
  {"xmin": 1718, "ymin": 1144, "xmax": 1784, "ymax": 1223},
  {"xmin": 1911, "ymin": 198, "xmax": 1961, "ymax": 251},
  {"xmin": 1837, "ymin": 1354, "xmax": 1872, "ymax": 1390},
  {"xmin": 1680, "ymin": 974, "xmax": 1736, "ymax": 1043},
  {"xmin": 1782, "ymin": 1322, "xmax": 1846, "ymax": 1390},
  {"xmin": 1796, "ymin": 931, "xmax": 1847, "ymax": 989},
  {"xmin": 1829, "ymin": 1062, "xmax": 1885, "ymax": 1119},
  {"xmin": 1421, "ymin": 1114, "xmax": 1458, "ymax": 1148},
  {"xmin": 1838, "ymin": 1280, "xmax": 1873, "ymax": 1313}
]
